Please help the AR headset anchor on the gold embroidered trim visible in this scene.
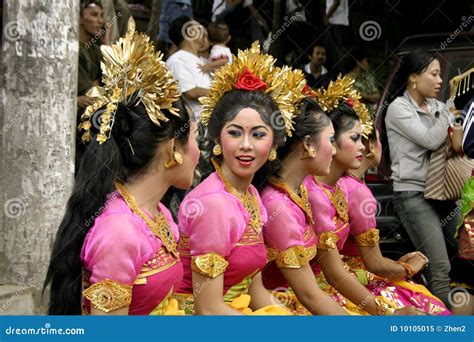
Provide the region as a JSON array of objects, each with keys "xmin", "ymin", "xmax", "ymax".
[
  {"xmin": 266, "ymin": 247, "xmax": 278, "ymax": 262},
  {"xmin": 268, "ymin": 177, "xmax": 314, "ymax": 226},
  {"xmin": 313, "ymin": 176, "xmax": 348, "ymax": 223},
  {"xmin": 115, "ymin": 181, "xmax": 178, "ymax": 257},
  {"xmin": 191, "ymin": 253, "xmax": 229, "ymax": 278},
  {"xmin": 355, "ymin": 228, "xmax": 379, "ymax": 247},
  {"xmin": 82, "ymin": 279, "xmax": 132, "ymax": 313},
  {"xmin": 374, "ymin": 296, "xmax": 396, "ymax": 315},
  {"xmin": 213, "ymin": 159, "xmax": 263, "ymax": 235},
  {"xmin": 134, "ymin": 258, "xmax": 179, "ymax": 285},
  {"xmin": 317, "ymin": 231, "xmax": 339, "ymax": 250},
  {"xmin": 276, "ymin": 245, "xmax": 317, "ymax": 268}
]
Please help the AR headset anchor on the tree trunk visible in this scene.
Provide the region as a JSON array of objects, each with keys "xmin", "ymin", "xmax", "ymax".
[
  {"xmin": 269, "ymin": 0, "xmax": 286, "ymax": 66},
  {"xmin": 1, "ymin": 0, "xmax": 79, "ymax": 313},
  {"xmin": 147, "ymin": 0, "xmax": 162, "ymax": 40}
]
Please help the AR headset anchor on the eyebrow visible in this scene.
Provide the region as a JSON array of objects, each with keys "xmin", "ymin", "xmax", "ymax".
[{"xmin": 225, "ymin": 124, "xmax": 269, "ymax": 132}]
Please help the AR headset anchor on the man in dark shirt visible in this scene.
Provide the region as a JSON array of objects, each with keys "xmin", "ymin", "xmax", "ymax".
[{"xmin": 78, "ymin": 1, "xmax": 105, "ymax": 108}]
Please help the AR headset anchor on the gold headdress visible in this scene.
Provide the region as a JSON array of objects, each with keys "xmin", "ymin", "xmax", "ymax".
[
  {"xmin": 314, "ymin": 75, "xmax": 373, "ymax": 138},
  {"xmin": 78, "ymin": 18, "xmax": 180, "ymax": 144},
  {"xmin": 449, "ymin": 67, "xmax": 473, "ymax": 101},
  {"xmin": 199, "ymin": 42, "xmax": 306, "ymax": 137}
]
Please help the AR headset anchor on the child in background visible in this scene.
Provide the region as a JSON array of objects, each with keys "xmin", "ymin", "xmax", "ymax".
[{"xmin": 199, "ymin": 22, "xmax": 232, "ymax": 74}]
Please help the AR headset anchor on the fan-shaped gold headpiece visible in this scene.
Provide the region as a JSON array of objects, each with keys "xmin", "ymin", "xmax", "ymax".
[
  {"xmin": 199, "ymin": 42, "xmax": 306, "ymax": 137},
  {"xmin": 314, "ymin": 75, "xmax": 373, "ymax": 138},
  {"xmin": 78, "ymin": 18, "xmax": 180, "ymax": 144}
]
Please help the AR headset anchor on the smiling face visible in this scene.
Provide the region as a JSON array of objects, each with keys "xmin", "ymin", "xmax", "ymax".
[
  {"xmin": 308, "ymin": 122, "xmax": 336, "ymax": 176},
  {"xmin": 410, "ymin": 59, "xmax": 443, "ymax": 99},
  {"xmin": 219, "ymin": 108, "xmax": 274, "ymax": 187},
  {"xmin": 334, "ymin": 120, "xmax": 365, "ymax": 170}
]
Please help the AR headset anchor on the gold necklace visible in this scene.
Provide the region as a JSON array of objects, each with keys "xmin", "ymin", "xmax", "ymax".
[
  {"xmin": 212, "ymin": 159, "xmax": 263, "ymax": 235},
  {"xmin": 115, "ymin": 181, "xmax": 178, "ymax": 258},
  {"xmin": 313, "ymin": 176, "xmax": 348, "ymax": 223},
  {"xmin": 268, "ymin": 177, "xmax": 314, "ymax": 226}
]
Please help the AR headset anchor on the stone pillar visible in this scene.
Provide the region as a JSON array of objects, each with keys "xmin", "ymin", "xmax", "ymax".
[{"xmin": 0, "ymin": 0, "xmax": 79, "ymax": 314}]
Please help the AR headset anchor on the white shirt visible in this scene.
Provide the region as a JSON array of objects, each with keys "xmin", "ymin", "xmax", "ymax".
[
  {"xmin": 212, "ymin": 0, "xmax": 253, "ymax": 22},
  {"xmin": 304, "ymin": 63, "xmax": 328, "ymax": 76},
  {"xmin": 326, "ymin": 0, "xmax": 349, "ymax": 26},
  {"xmin": 209, "ymin": 44, "xmax": 233, "ymax": 64},
  {"xmin": 166, "ymin": 50, "xmax": 211, "ymax": 120}
]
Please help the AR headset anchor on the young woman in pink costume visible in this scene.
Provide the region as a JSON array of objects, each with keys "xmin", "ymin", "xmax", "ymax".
[
  {"xmin": 174, "ymin": 43, "xmax": 302, "ymax": 315},
  {"xmin": 44, "ymin": 20, "xmax": 200, "ymax": 315},
  {"xmin": 339, "ymin": 127, "xmax": 450, "ymax": 315},
  {"xmin": 303, "ymin": 77, "xmax": 427, "ymax": 315},
  {"xmin": 256, "ymin": 97, "xmax": 346, "ymax": 314}
]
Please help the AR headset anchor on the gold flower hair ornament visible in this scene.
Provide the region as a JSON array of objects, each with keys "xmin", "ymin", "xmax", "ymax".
[
  {"xmin": 314, "ymin": 75, "xmax": 373, "ymax": 138},
  {"xmin": 78, "ymin": 18, "xmax": 180, "ymax": 144},
  {"xmin": 199, "ymin": 42, "xmax": 307, "ymax": 137}
]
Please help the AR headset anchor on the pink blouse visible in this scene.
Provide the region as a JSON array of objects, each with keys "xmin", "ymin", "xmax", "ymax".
[
  {"xmin": 303, "ymin": 176, "xmax": 350, "ymax": 273},
  {"xmin": 339, "ymin": 174, "xmax": 378, "ymax": 256},
  {"xmin": 261, "ymin": 185, "xmax": 318, "ymax": 289},
  {"xmin": 176, "ymin": 172, "xmax": 268, "ymax": 294},
  {"xmin": 81, "ymin": 192, "xmax": 183, "ymax": 315}
]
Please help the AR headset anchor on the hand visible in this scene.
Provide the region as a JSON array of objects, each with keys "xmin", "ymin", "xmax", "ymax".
[
  {"xmin": 77, "ymin": 95, "xmax": 96, "ymax": 108},
  {"xmin": 400, "ymin": 252, "xmax": 428, "ymax": 276},
  {"xmin": 392, "ymin": 306, "xmax": 426, "ymax": 315},
  {"xmin": 198, "ymin": 63, "xmax": 212, "ymax": 74},
  {"xmin": 323, "ymin": 16, "xmax": 330, "ymax": 26}
]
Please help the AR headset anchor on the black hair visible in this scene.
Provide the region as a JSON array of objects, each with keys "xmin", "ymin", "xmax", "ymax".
[
  {"xmin": 43, "ymin": 98, "xmax": 191, "ymax": 315},
  {"xmin": 253, "ymin": 97, "xmax": 330, "ymax": 190},
  {"xmin": 310, "ymin": 41, "xmax": 326, "ymax": 52},
  {"xmin": 346, "ymin": 47, "xmax": 368, "ymax": 72},
  {"xmin": 207, "ymin": 22, "xmax": 230, "ymax": 44},
  {"xmin": 328, "ymin": 102, "xmax": 360, "ymax": 142},
  {"xmin": 80, "ymin": 1, "xmax": 103, "ymax": 14},
  {"xmin": 169, "ymin": 16, "xmax": 193, "ymax": 46},
  {"xmin": 207, "ymin": 89, "xmax": 285, "ymax": 156}
]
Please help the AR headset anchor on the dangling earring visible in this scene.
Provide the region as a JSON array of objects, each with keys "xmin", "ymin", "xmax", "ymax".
[
  {"xmin": 165, "ymin": 151, "xmax": 183, "ymax": 169},
  {"xmin": 301, "ymin": 147, "xmax": 316, "ymax": 159},
  {"xmin": 268, "ymin": 148, "xmax": 277, "ymax": 161},
  {"xmin": 212, "ymin": 143, "xmax": 222, "ymax": 156},
  {"xmin": 366, "ymin": 150, "xmax": 378, "ymax": 159},
  {"xmin": 412, "ymin": 81, "xmax": 417, "ymax": 90}
]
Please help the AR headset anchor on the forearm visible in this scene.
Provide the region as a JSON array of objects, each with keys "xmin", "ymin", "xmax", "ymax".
[
  {"xmin": 183, "ymin": 87, "xmax": 210, "ymax": 100},
  {"xmin": 365, "ymin": 257, "xmax": 407, "ymax": 279}
]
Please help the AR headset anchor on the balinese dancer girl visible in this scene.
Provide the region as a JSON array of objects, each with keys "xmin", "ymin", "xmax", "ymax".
[
  {"xmin": 340, "ymin": 125, "xmax": 450, "ymax": 315},
  {"xmin": 304, "ymin": 76, "xmax": 428, "ymax": 315},
  {"xmin": 257, "ymin": 96, "xmax": 347, "ymax": 314},
  {"xmin": 174, "ymin": 43, "xmax": 301, "ymax": 315},
  {"xmin": 44, "ymin": 19, "xmax": 200, "ymax": 315}
]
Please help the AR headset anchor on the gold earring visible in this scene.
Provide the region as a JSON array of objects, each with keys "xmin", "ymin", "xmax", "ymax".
[
  {"xmin": 366, "ymin": 150, "xmax": 378, "ymax": 159},
  {"xmin": 212, "ymin": 143, "xmax": 222, "ymax": 156},
  {"xmin": 165, "ymin": 151, "xmax": 183, "ymax": 169},
  {"xmin": 301, "ymin": 147, "xmax": 316, "ymax": 159},
  {"xmin": 268, "ymin": 148, "xmax": 277, "ymax": 161},
  {"xmin": 412, "ymin": 82, "xmax": 417, "ymax": 90}
]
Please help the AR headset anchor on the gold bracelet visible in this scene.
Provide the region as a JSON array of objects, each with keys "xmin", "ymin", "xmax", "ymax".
[
  {"xmin": 397, "ymin": 261, "xmax": 415, "ymax": 277},
  {"xmin": 374, "ymin": 296, "xmax": 396, "ymax": 315}
]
